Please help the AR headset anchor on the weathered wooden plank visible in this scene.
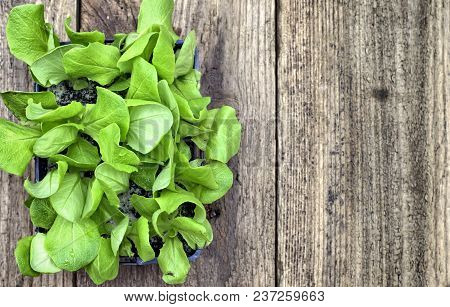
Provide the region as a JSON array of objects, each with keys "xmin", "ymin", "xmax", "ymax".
[
  {"xmin": 77, "ymin": 0, "xmax": 276, "ymax": 286},
  {"xmin": 277, "ymin": 0, "xmax": 449, "ymax": 286},
  {"xmin": 0, "ymin": 0, "xmax": 77, "ymax": 286}
]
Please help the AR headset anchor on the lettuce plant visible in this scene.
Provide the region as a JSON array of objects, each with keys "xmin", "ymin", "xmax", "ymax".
[{"xmin": 1, "ymin": 0, "xmax": 241, "ymax": 285}]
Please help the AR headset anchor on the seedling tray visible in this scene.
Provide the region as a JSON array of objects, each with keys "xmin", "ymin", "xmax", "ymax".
[{"xmin": 34, "ymin": 39, "xmax": 202, "ymax": 265}]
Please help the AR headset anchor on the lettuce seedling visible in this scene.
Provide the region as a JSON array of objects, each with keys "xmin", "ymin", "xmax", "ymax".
[{"xmin": 1, "ymin": 0, "xmax": 241, "ymax": 285}]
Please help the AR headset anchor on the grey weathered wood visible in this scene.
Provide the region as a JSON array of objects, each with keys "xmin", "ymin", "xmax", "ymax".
[
  {"xmin": 0, "ymin": 0, "xmax": 77, "ymax": 286},
  {"xmin": 277, "ymin": 0, "xmax": 449, "ymax": 286},
  {"xmin": 77, "ymin": 0, "xmax": 277, "ymax": 286}
]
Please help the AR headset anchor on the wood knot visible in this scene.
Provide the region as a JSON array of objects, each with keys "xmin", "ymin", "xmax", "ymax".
[{"xmin": 372, "ymin": 87, "xmax": 390, "ymax": 102}]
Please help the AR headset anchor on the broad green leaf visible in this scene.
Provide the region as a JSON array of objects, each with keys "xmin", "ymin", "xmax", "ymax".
[
  {"xmin": 50, "ymin": 173, "xmax": 85, "ymax": 222},
  {"xmin": 15, "ymin": 236, "xmax": 40, "ymax": 277},
  {"xmin": 177, "ymin": 140, "xmax": 192, "ymax": 161},
  {"xmin": 189, "ymin": 97, "xmax": 211, "ymax": 118},
  {"xmin": 30, "ymin": 233, "xmax": 61, "ymax": 274},
  {"xmin": 117, "ymin": 29, "xmax": 158, "ymax": 72},
  {"xmin": 130, "ymin": 164, "xmax": 159, "ymax": 191},
  {"xmin": 33, "ymin": 123, "xmax": 82, "ymax": 158},
  {"xmin": 112, "ymin": 33, "xmax": 127, "ymax": 49},
  {"xmin": 158, "ymin": 80, "xmax": 180, "ymax": 135},
  {"xmin": 191, "ymin": 108, "xmax": 219, "ymax": 150},
  {"xmin": 158, "ymin": 236, "xmax": 190, "ymax": 284},
  {"xmin": 171, "ymin": 70, "xmax": 202, "ymax": 101},
  {"xmin": 0, "ymin": 91, "xmax": 56, "ymax": 122},
  {"xmin": 72, "ymin": 79, "xmax": 89, "ymax": 90},
  {"xmin": 45, "ymin": 216, "xmax": 100, "ymax": 272},
  {"xmin": 171, "ymin": 217, "xmax": 210, "ymax": 249},
  {"xmin": 127, "ymin": 102, "xmax": 173, "ymax": 154},
  {"xmin": 178, "ymin": 121, "xmax": 211, "ymax": 139},
  {"xmin": 82, "ymin": 178, "xmax": 103, "ymax": 219},
  {"xmin": 46, "ymin": 23, "xmax": 60, "ymax": 50},
  {"xmin": 26, "ymin": 101, "xmax": 83, "ymax": 122},
  {"xmin": 86, "ymin": 238, "xmax": 119, "ymax": 285},
  {"xmin": 98, "ymin": 124, "xmax": 140, "ymax": 173},
  {"xmin": 130, "ymin": 194, "xmax": 159, "ymax": 220},
  {"xmin": 82, "ymin": 88, "xmax": 129, "ymax": 141},
  {"xmin": 155, "ymin": 190, "xmax": 203, "ymax": 216},
  {"xmin": 142, "ymin": 132, "xmax": 172, "ymax": 163},
  {"xmin": 152, "ymin": 138, "xmax": 175, "ymax": 193},
  {"xmin": 95, "ymin": 163, "xmax": 130, "ymax": 207},
  {"xmin": 24, "ymin": 160, "xmax": 68, "ymax": 198},
  {"xmin": 31, "ymin": 45, "xmax": 80, "ymax": 87},
  {"xmin": 50, "ymin": 138, "xmax": 101, "ymax": 170},
  {"xmin": 63, "ymin": 43, "xmax": 121, "ymax": 85},
  {"xmin": 30, "ymin": 198, "xmax": 57, "ymax": 229},
  {"xmin": 175, "ymin": 31, "xmax": 196, "ymax": 78},
  {"xmin": 126, "ymin": 58, "xmax": 160, "ymax": 102},
  {"xmin": 111, "ymin": 216, "xmax": 129, "ymax": 255},
  {"xmin": 175, "ymin": 156, "xmax": 218, "ymax": 190},
  {"xmin": 128, "ymin": 217, "xmax": 155, "ymax": 262},
  {"xmin": 137, "ymin": 0, "xmax": 178, "ymax": 41},
  {"xmin": 153, "ymin": 26, "xmax": 175, "ymax": 84},
  {"xmin": 172, "ymin": 92, "xmax": 208, "ymax": 124},
  {"xmin": 107, "ymin": 77, "xmax": 130, "ymax": 92},
  {"xmin": 6, "ymin": 4, "xmax": 50, "ymax": 65},
  {"xmin": 0, "ymin": 118, "xmax": 41, "ymax": 176},
  {"xmin": 90, "ymin": 197, "xmax": 125, "ymax": 234},
  {"xmin": 65, "ymin": 17, "xmax": 105, "ymax": 45},
  {"xmin": 190, "ymin": 161, "xmax": 233, "ymax": 204},
  {"xmin": 205, "ymin": 106, "xmax": 242, "ymax": 163},
  {"xmin": 118, "ymin": 238, "xmax": 134, "ymax": 257}
]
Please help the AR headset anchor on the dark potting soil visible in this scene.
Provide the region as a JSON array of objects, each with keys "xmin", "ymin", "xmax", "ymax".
[{"xmin": 49, "ymin": 80, "xmax": 98, "ymax": 105}]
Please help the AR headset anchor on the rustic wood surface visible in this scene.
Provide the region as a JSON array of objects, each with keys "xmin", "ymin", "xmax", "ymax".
[{"xmin": 0, "ymin": 0, "xmax": 448, "ymax": 287}]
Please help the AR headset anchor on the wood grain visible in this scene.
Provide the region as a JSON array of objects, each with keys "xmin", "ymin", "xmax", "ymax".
[
  {"xmin": 77, "ymin": 0, "xmax": 277, "ymax": 287},
  {"xmin": 277, "ymin": 0, "xmax": 449, "ymax": 286},
  {"xmin": 0, "ymin": 0, "xmax": 77, "ymax": 286}
]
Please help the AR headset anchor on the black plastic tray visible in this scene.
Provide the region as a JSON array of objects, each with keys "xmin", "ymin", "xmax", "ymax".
[{"xmin": 34, "ymin": 39, "xmax": 202, "ymax": 265}]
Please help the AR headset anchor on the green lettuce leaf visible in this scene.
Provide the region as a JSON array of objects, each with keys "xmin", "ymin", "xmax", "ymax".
[
  {"xmin": 174, "ymin": 31, "xmax": 196, "ymax": 78},
  {"xmin": 30, "ymin": 233, "xmax": 61, "ymax": 274},
  {"xmin": 158, "ymin": 237, "xmax": 190, "ymax": 284},
  {"xmin": 82, "ymin": 178, "xmax": 104, "ymax": 219},
  {"xmin": 15, "ymin": 236, "xmax": 41, "ymax": 277},
  {"xmin": 130, "ymin": 194, "xmax": 159, "ymax": 220},
  {"xmin": 0, "ymin": 91, "xmax": 57, "ymax": 122},
  {"xmin": 26, "ymin": 101, "xmax": 83, "ymax": 122},
  {"xmin": 128, "ymin": 217, "xmax": 155, "ymax": 262},
  {"xmin": 63, "ymin": 43, "xmax": 121, "ymax": 85},
  {"xmin": 117, "ymin": 29, "xmax": 158, "ymax": 72},
  {"xmin": 50, "ymin": 138, "xmax": 101, "ymax": 170},
  {"xmin": 0, "ymin": 118, "xmax": 41, "ymax": 176},
  {"xmin": 205, "ymin": 106, "xmax": 242, "ymax": 163},
  {"xmin": 45, "ymin": 216, "xmax": 100, "ymax": 272},
  {"xmin": 6, "ymin": 4, "xmax": 51, "ymax": 65},
  {"xmin": 29, "ymin": 198, "xmax": 57, "ymax": 229},
  {"xmin": 33, "ymin": 123, "xmax": 83, "ymax": 158},
  {"xmin": 65, "ymin": 16, "xmax": 105, "ymax": 45},
  {"xmin": 111, "ymin": 216, "xmax": 129, "ymax": 256},
  {"xmin": 50, "ymin": 173, "xmax": 85, "ymax": 222},
  {"xmin": 95, "ymin": 163, "xmax": 130, "ymax": 207},
  {"xmin": 30, "ymin": 44, "xmax": 80, "ymax": 87},
  {"xmin": 190, "ymin": 161, "xmax": 233, "ymax": 204},
  {"xmin": 86, "ymin": 238, "xmax": 119, "ymax": 285},
  {"xmin": 24, "ymin": 160, "xmax": 68, "ymax": 198},
  {"xmin": 127, "ymin": 102, "xmax": 173, "ymax": 154},
  {"xmin": 98, "ymin": 123, "xmax": 140, "ymax": 173},
  {"xmin": 126, "ymin": 58, "xmax": 160, "ymax": 102},
  {"xmin": 82, "ymin": 87, "xmax": 129, "ymax": 141},
  {"xmin": 137, "ymin": 0, "xmax": 178, "ymax": 41},
  {"xmin": 153, "ymin": 26, "xmax": 175, "ymax": 84}
]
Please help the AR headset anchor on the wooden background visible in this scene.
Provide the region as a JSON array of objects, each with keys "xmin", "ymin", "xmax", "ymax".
[{"xmin": 0, "ymin": 0, "xmax": 448, "ymax": 287}]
